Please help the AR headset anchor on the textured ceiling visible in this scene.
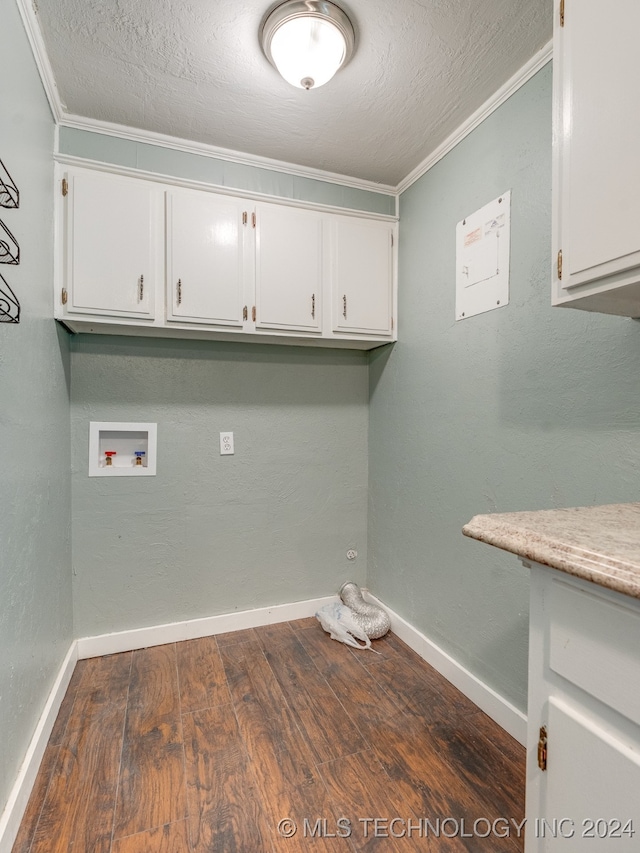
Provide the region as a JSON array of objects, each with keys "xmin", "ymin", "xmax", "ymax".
[{"xmin": 34, "ymin": 0, "xmax": 552, "ymax": 186}]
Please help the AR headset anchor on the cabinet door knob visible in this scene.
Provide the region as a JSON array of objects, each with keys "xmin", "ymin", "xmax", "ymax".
[
  {"xmin": 343, "ymin": 294, "xmax": 347, "ymax": 319},
  {"xmin": 177, "ymin": 278, "xmax": 182, "ymax": 305}
]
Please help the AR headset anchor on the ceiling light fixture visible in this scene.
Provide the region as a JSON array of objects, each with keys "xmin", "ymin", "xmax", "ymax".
[{"xmin": 261, "ymin": 0, "xmax": 355, "ymax": 91}]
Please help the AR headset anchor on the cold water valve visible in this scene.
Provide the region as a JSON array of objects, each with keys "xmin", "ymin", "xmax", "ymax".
[{"xmin": 134, "ymin": 451, "xmax": 146, "ymax": 466}]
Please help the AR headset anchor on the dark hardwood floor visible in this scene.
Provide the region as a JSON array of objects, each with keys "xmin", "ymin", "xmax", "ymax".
[{"xmin": 12, "ymin": 620, "xmax": 525, "ymax": 852}]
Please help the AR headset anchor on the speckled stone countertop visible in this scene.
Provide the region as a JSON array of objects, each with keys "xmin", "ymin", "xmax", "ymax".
[{"xmin": 463, "ymin": 503, "xmax": 640, "ymax": 600}]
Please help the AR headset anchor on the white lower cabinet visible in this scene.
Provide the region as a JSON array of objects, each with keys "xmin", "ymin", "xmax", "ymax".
[
  {"xmin": 166, "ymin": 189, "xmax": 247, "ymax": 327},
  {"xmin": 525, "ymin": 565, "xmax": 640, "ymax": 851},
  {"xmin": 63, "ymin": 169, "xmax": 162, "ymax": 319},
  {"xmin": 56, "ymin": 165, "xmax": 397, "ymax": 350}
]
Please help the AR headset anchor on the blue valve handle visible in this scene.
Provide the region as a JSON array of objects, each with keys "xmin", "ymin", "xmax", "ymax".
[{"xmin": 134, "ymin": 451, "xmax": 146, "ymax": 457}]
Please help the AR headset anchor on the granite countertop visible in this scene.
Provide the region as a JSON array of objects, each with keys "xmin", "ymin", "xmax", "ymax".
[{"xmin": 463, "ymin": 502, "xmax": 640, "ymax": 600}]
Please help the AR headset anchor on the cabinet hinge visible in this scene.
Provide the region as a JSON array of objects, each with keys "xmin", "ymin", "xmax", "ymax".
[
  {"xmin": 391, "ymin": 316, "xmax": 394, "ymax": 330},
  {"xmin": 61, "ymin": 287, "xmax": 68, "ymax": 305},
  {"xmin": 391, "ymin": 233, "xmax": 394, "ymax": 248},
  {"xmin": 560, "ymin": 0, "xmax": 565, "ymax": 27},
  {"xmin": 61, "ymin": 178, "xmax": 68, "ymax": 197},
  {"xmin": 557, "ymin": 249, "xmax": 563, "ymax": 281},
  {"xmin": 242, "ymin": 211, "xmax": 248, "ymax": 225},
  {"xmin": 252, "ymin": 305, "xmax": 256, "ymax": 322},
  {"xmin": 252, "ymin": 212, "xmax": 256, "ymax": 228},
  {"xmin": 537, "ymin": 725, "xmax": 548, "ymax": 771}
]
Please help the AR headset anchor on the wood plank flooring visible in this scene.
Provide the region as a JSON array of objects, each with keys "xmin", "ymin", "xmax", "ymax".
[{"xmin": 13, "ymin": 621, "xmax": 525, "ymax": 852}]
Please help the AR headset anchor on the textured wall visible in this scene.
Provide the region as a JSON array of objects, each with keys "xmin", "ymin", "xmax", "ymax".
[
  {"xmin": 0, "ymin": 1, "xmax": 73, "ymax": 816},
  {"xmin": 71, "ymin": 337, "xmax": 368, "ymax": 637},
  {"xmin": 368, "ymin": 63, "xmax": 640, "ymax": 712}
]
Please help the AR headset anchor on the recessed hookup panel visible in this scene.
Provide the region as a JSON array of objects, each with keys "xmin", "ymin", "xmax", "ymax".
[{"xmin": 88, "ymin": 422, "xmax": 158, "ymax": 476}]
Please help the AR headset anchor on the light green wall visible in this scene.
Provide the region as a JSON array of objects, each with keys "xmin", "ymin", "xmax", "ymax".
[
  {"xmin": 10, "ymin": 14, "xmax": 640, "ymax": 794},
  {"xmin": 368, "ymin": 63, "xmax": 640, "ymax": 712},
  {"xmin": 71, "ymin": 337, "xmax": 368, "ymax": 637},
  {"xmin": 0, "ymin": 0, "xmax": 73, "ymax": 815},
  {"xmin": 57, "ymin": 127, "xmax": 396, "ymax": 216}
]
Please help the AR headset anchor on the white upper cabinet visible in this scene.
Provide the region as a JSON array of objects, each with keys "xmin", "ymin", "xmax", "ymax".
[
  {"xmin": 552, "ymin": 0, "xmax": 640, "ymax": 316},
  {"xmin": 64, "ymin": 170, "xmax": 161, "ymax": 318},
  {"xmin": 166, "ymin": 189, "xmax": 246, "ymax": 326},
  {"xmin": 56, "ymin": 165, "xmax": 397, "ymax": 349},
  {"xmin": 255, "ymin": 203, "xmax": 323, "ymax": 333},
  {"xmin": 331, "ymin": 215, "xmax": 394, "ymax": 335}
]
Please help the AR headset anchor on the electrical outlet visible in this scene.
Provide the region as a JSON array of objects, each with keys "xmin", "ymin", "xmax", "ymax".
[
  {"xmin": 220, "ymin": 432, "xmax": 234, "ymax": 455},
  {"xmin": 346, "ymin": 549, "xmax": 357, "ymax": 561}
]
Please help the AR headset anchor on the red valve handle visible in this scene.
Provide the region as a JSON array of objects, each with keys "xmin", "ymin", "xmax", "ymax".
[{"xmin": 104, "ymin": 451, "xmax": 117, "ymax": 457}]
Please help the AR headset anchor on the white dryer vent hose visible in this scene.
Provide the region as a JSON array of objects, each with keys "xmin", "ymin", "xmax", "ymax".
[{"xmin": 339, "ymin": 582, "xmax": 391, "ymax": 639}]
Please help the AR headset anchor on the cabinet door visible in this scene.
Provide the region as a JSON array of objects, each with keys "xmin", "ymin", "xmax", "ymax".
[
  {"xmin": 65, "ymin": 170, "xmax": 160, "ymax": 318},
  {"xmin": 528, "ymin": 698, "xmax": 639, "ymax": 851},
  {"xmin": 554, "ymin": 0, "xmax": 640, "ymax": 306},
  {"xmin": 331, "ymin": 216, "xmax": 393, "ymax": 336},
  {"xmin": 166, "ymin": 190, "xmax": 246, "ymax": 326},
  {"xmin": 526, "ymin": 568, "xmax": 640, "ymax": 852},
  {"xmin": 254, "ymin": 203, "xmax": 322, "ymax": 333}
]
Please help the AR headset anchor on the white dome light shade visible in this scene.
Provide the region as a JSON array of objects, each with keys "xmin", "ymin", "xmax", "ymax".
[
  {"xmin": 271, "ymin": 17, "xmax": 346, "ymax": 89},
  {"xmin": 261, "ymin": 1, "xmax": 355, "ymax": 90}
]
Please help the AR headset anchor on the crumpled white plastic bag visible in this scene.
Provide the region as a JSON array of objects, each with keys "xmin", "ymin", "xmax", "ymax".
[{"xmin": 316, "ymin": 602, "xmax": 374, "ymax": 650}]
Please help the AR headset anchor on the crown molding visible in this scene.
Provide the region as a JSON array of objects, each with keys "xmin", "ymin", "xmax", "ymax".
[
  {"xmin": 59, "ymin": 40, "xmax": 551, "ymax": 199},
  {"xmin": 57, "ymin": 114, "xmax": 397, "ymax": 196},
  {"xmin": 18, "ymin": 0, "xmax": 551, "ymax": 201},
  {"xmin": 15, "ymin": 0, "xmax": 64, "ymax": 122},
  {"xmin": 55, "ymin": 153, "xmax": 398, "ymax": 221},
  {"xmin": 395, "ymin": 40, "xmax": 553, "ymax": 195}
]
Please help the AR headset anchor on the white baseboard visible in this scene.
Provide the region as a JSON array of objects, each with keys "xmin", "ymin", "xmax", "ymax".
[
  {"xmin": 367, "ymin": 593, "xmax": 527, "ymax": 745},
  {"xmin": 0, "ymin": 642, "xmax": 78, "ymax": 853},
  {"xmin": 76, "ymin": 594, "xmax": 337, "ymax": 659},
  {"xmin": 78, "ymin": 592, "xmax": 526, "ymax": 743}
]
